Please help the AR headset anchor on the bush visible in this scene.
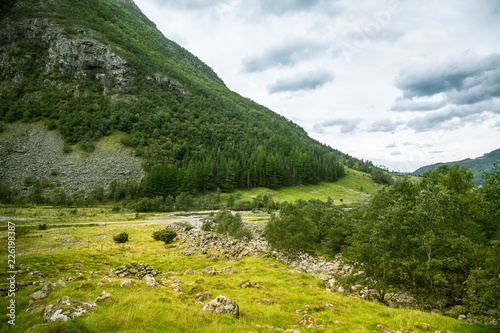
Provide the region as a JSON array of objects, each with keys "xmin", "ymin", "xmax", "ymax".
[
  {"xmin": 201, "ymin": 218, "xmax": 214, "ymax": 231},
  {"xmin": 38, "ymin": 224, "xmax": 48, "ymax": 230},
  {"xmin": 113, "ymin": 232, "xmax": 129, "ymax": 243},
  {"xmin": 213, "ymin": 210, "xmax": 253, "ymax": 240},
  {"xmin": 47, "ymin": 119, "xmax": 57, "ymax": 130},
  {"xmin": 152, "ymin": 229, "xmax": 177, "ymax": 244},
  {"xmin": 62, "ymin": 143, "xmax": 72, "ymax": 154}
]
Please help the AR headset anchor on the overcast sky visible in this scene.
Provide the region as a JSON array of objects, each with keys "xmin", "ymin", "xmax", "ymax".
[{"xmin": 133, "ymin": 0, "xmax": 500, "ymax": 172}]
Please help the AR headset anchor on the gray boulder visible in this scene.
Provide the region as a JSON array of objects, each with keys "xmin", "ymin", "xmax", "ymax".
[
  {"xmin": 28, "ymin": 282, "xmax": 57, "ymax": 301},
  {"xmin": 144, "ymin": 274, "xmax": 158, "ymax": 288},
  {"xmin": 202, "ymin": 295, "xmax": 239, "ymax": 318},
  {"xmin": 120, "ymin": 279, "xmax": 136, "ymax": 287}
]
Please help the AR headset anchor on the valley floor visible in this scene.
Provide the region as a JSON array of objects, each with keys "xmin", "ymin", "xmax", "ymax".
[{"xmin": 0, "ymin": 209, "xmax": 498, "ymax": 333}]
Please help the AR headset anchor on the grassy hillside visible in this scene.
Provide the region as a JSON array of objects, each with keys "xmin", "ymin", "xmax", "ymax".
[
  {"xmin": 0, "ymin": 217, "xmax": 497, "ymax": 333},
  {"xmin": 220, "ymin": 169, "xmax": 382, "ymax": 205}
]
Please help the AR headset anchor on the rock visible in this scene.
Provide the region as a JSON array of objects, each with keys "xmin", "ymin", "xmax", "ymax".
[
  {"xmin": 28, "ymin": 282, "xmax": 57, "ymax": 301},
  {"xmin": 144, "ymin": 275, "xmax": 158, "ymax": 288},
  {"xmin": 254, "ymin": 298, "xmax": 273, "ymax": 305},
  {"xmin": 220, "ymin": 266, "xmax": 233, "ymax": 274},
  {"xmin": 110, "ymin": 262, "xmax": 162, "ymax": 279},
  {"xmin": 56, "ymin": 279, "xmax": 67, "ymax": 288},
  {"xmin": 171, "ymin": 277, "xmax": 183, "ymax": 284},
  {"xmin": 298, "ymin": 314, "xmax": 316, "ymax": 326},
  {"xmin": 283, "ymin": 330, "xmax": 301, "ymax": 333},
  {"xmin": 43, "ymin": 296, "xmax": 96, "ymax": 323},
  {"xmin": 202, "ymin": 295, "xmax": 240, "ymax": 319},
  {"xmin": 26, "ymin": 300, "xmax": 48, "ymax": 314},
  {"xmin": 193, "ymin": 291, "xmax": 213, "ymax": 302},
  {"xmin": 120, "ymin": 279, "xmax": 136, "ymax": 287},
  {"xmin": 170, "ymin": 284, "xmax": 183, "ymax": 293},
  {"xmin": 323, "ymin": 302, "xmax": 338, "ymax": 308},
  {"xmin": 95, "ymin": 290, "xmax": 112, "ymax": 302},
  {"xmin": 414, "ymin": 322, "xmax": 432, "ymax": 330},
  {"xmin": 183, "ymin": 268, "xmax": 194, "ymax": 275},
  {"xmin": 241, "ymin": 281, "xmax": 260, "ymax": 289},
  {"xmin": 203, "ymin": 267, "xmax": 218, "ymax": 275}
]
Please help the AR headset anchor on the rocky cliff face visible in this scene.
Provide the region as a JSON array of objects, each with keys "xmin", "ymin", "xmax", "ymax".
[
  {"xmin": 0, "ymin": 13, "xmax": 142, "ymax": 194},
  {"xmin": 0, "ymin": 18, "xmax": 133, "ymax": 96},
  {"xmin": 0, "ymin": 123, "xmax": 145, "ymax": 196}
]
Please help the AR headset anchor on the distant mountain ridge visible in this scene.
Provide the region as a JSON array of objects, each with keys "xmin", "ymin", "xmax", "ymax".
[{"xmin": 412, "ymin": 148, "xmax": 500, "ymax": 185}]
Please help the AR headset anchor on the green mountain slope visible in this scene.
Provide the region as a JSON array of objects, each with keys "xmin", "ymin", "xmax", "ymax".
[
  {"xmin": 0, "ymin": 0, "xmax": 361, "ymax": 195},
  {"xmin": 412, "ymin": 148, "xmax": 500, "ymax": 185}
]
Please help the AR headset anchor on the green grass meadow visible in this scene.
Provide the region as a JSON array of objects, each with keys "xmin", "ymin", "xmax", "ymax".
[{"xmin": 0, "ymin": 215, "xmax": 497, "ymax": 333}]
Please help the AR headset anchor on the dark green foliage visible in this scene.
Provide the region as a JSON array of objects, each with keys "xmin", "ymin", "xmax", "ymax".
[
  {"xmin": 38, "ymin": 224, "xmax": 48, "ymax": 230},
  {"xmin": 341, "ymin": 165, "xmax": 500, "ymax": 312},
  {"xmin": 152, "ymin": 229, "xmax": 177, "ymax": 244},
  {"xmin": 212, "ymin": 210, "xmax": 253, "ymax": 240},
  {"xmin": 113, "ymin": 232, "xmax": 129, "ymax": 243},
  {"xmin": 265, "ymin": 203, "xmax": 317, "ymax": 258},
  {"xmin": 201, "ymin": 219, "xmax": 215, "ymax": 232},
  {"xmin": 135, "ymin": 196, "xmax": 173, "ymax": 212},
  {"xmin": 62, "ymin": 144, "xmax": 73, "ymax": 154},
  {"xmin": 0, "ymin": 181, "xmax": 18, "ymax": 204},
  {"xmin": 23, "ymin": 177, "xmax": 35, "ymax": 187},
  {"xmin": 47, "ymin": 119, "xmax": 57, "ymax": 130}
]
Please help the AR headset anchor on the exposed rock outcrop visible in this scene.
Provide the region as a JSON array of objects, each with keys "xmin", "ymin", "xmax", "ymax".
[
  {"xmin": 109, "ymin": 261, "xmax": 162, "ymax": 279},
  {"xmin": 202, "ymin": 295, "xmax": 239, "ymax": 319},
  {"xmin": 43, "ymin": 296, "xmax": 96, "ymax": 323}
]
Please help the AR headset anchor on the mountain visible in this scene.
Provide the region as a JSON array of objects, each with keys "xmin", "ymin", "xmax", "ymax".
[
  {"xmin": 0, "ymin": 0, "xmax": 374, "ymax": 196},
  {"xmin": 412, "ymin": 148, "xmax": 500, "ymax": 185}
]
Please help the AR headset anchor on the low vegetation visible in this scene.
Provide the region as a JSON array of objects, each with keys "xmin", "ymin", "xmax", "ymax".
[
  {"xmin": 151, "ymin": 229, "xmax": 177, "ymax": 245},
  {"xmin": 0, "ymin": 219, "xmax": 497, "ymax": 332}
]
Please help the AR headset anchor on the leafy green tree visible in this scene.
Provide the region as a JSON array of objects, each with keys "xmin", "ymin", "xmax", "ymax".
[
  {"xmin": 213, "ymin": 210, "xmax": 252, "ymax": 240},
  {"xmin": 264, "ymin": 203, "xmax": 318, "ymax": 259},
  {"xmin": 342, "ymin": 168, "xmax": 490, "ymax": 309},
  {"xmin": 175, "ymin": 192, "xmax": 193, "ymax": 211}
]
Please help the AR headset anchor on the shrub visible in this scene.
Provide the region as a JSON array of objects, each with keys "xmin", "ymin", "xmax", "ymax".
[
  {"xmin": 152, "ymin": 229, "xmax": 177, "ymax": 244},
  {"xmin": 23, "ymin": 176, "xmax": 35, "ymax": 187},
  {"xmin": 113, "ymin": 232, "xmax": 129, "ymax": 243},
  {"xmin": 201, "ymin": 219, "xmax": 214, "ymax": 232},
  {"xmin": 213, "ymin": 210, "xmax": 253, "ymax": 240},
  {"xmin": 38, "ymin": 224, "xmax": 48, "ymax": 230},
  {"xmin": 62, "ymin": 143, "xmax": 72, "ymax": 154},
  {"xmin": 47, "ymin": 119, "xmax": 57, "ymax": 130}
]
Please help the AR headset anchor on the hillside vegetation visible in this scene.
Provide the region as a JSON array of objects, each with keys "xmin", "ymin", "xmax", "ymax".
[{"xmin": 0, "ymin": 0, "xmax": 386, "ymax": 197}]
